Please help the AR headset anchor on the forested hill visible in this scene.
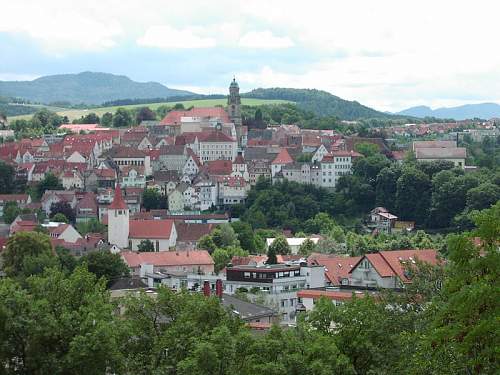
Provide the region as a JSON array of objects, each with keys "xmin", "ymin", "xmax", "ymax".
[
  {"xmin": 0, "ymin": 72, "xmax": 194, "ymax": 105},
  {"xmin": 243, "ymin": 87, "xmax": 392, "ymax": 120}
]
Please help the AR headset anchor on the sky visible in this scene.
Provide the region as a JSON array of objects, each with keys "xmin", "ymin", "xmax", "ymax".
[{"xmin": 1, "ymin": 0, "xmax": 499, "ymax": 112}]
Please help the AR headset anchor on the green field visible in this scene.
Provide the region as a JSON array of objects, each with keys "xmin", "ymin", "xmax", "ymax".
[{"xmin": 8, "ymin": 98, "xmax": 291, "ymax": 121}]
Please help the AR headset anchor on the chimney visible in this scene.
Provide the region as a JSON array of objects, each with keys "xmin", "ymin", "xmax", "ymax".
[
  {"xmin": 215, "ymin": 279, "xmax": 223, "ymax": 299},
  {"xmin": 203, "ymin": 280, "xmax": 210, "ymax": 297}
]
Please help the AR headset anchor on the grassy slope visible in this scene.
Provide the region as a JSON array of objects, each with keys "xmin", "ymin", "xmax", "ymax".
[{"xmin": 8, "ymin": 98, "xmax": 291, "ymax": 121}]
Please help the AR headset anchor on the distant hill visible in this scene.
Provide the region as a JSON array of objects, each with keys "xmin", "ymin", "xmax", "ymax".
[
  {"xmin": 243, "ymin": 88, "xmax": 393, "ymax": 120},
  {"xmin": 397, "ymin": 103, "xmax": 500, "ymax": 120},
  {"xmin": 0, "ymin": 72, "xmax": 194, "ymax": 105}
]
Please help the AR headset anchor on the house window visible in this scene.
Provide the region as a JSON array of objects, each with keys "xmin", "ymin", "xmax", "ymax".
[{"xmin": 244, "ymin": 272, "xmax": 250, "ymax": 278}]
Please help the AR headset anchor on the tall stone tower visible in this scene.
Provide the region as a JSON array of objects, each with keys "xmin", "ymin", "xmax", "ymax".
[
  {"xmin": 107, "ymin": 184, "xmax": 129, "ymax": 249},
  {"xmin": 228, "ymin": 77, "xmax": 242, "ymax": 146}
]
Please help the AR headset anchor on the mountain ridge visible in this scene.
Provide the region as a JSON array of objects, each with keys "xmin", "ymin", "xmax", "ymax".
[
  {"xmin": 0, "ymin": 72, "xmax": 194, "ymax": 105},
  {"xmin": 397, "ymin": 102, "xmax": 500, "ymax": 120},
  {"xmin": 243, "ymin": 87, "xmax": 394, "ymax": 120}
]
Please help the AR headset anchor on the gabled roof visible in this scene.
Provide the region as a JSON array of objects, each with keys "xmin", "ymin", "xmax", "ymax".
[
  {"xmin": 204, "ymin": 159, "xmax": 232, "ymax": 175},
  {"xmin": 48, "ymin": 223, "xmax": 70, "ymax": 236},
  {"xmin": 0, "ymin": 194, "xmax": 30, "ymax": 202},
  {"xmin": 349, "ymin": 249, "xmax": 439, "ymax": 283},
  {"xmin": 110, "ymin": 146, "xmax": 146, "ymax": 158},
  {"xmin": 413, "ymin": 140, "xmax": 457, "ymax": 150},
  {"xmin": 198, "ymin": 130, "xmax": 235, "ymax": 143},
  {"xmin": 159, "ymin": 145, "xmax": 186, "ymax": 156},
  {"xmin": 121, "ymin": 250, "xmax": 214, "ymax": 267},
  {"xmin": 234, "ymin": 153, "xmax": 245, "ymax": 164},
  {"xmin": 308, "ymin": 254, "xmax": 362, "ymax": 286},
  {"xmin": 108, "ymin": 185, "xmax": 128, "ymax": 210},
  {"xmin": 186, "ymin": 148, "xmax": 202, "ymax": 167},
  {"xmin": 76, "ymin": 192, "xmax": 97, "ymax": 213},
  {"xmin": 129, "ymin": 219, "xmax": 174, "ymax": 240},
  {"xmin": 272, "ymin": 148, "xmax": 294, "ymax": 164},
  {"xmin": 175, "ymin": 222, "xmax": 214, "ymax": 242}
]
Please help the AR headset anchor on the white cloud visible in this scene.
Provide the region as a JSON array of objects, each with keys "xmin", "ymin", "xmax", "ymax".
[
  {"xmin": 238, "ymin": 31, "xmax": 294, "ymax": 49},
  {"xmin": 2, "ymin": 0, "xmax": 500, "ymax": 109},
  {"xmin": 137, "ymin": 25, "xmax": 216, "ymax": 49},
  {"xmin": 0, "ymin": 1, "xmax": 123, "ymax": 52}
]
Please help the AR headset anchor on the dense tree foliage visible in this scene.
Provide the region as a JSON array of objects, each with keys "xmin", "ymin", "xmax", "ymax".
[
  {"xmin": 10, "ymin": 108, "xmax": 64, "ymax": 138},
  {"xmin": 0, "ymin": 204, "xmax": 496, "ymax": 374},
  {"xmin": 36, "ymin": 172, "xmax": 63, "ymax": 198},
  {"xmin": 267, "ymin": 235, "xmax": 291, "ymax": 255},
  {"xmin": 0, "ymin": 161, "xmax": 15, "ymax": 193},
  {"xmin": 137, "ymin": 239, "xmax": 155, "ymax": 252},
  {"xmin": 50, "ymin": 201, "xmax": 76, "ymax": 223},
  {"xmin": 3, "ymin": 231, "xmax": 55, "ymax": 278},
  {"xmin": 75, "ymin": 218, "xmax": 106, "ymax": 235},
  {"xmin": 2, "ymin": 202, "xmax": 20, "ymax": 224},
  {"xmin": 142, "ymin": 188, "xmax": 167, "ymax": 210},
  {"xmin": 0, "ymin": 267, "xmax": 121, "ymax": 374},
  {"xmin": 244, "ymin": 87, "xmax": 392, "ymax": 120},
  {"xmin": 79, "ymin": 251, "xmax": 130, "ymax": 285},
  {"xmin": 112, "ymin": 107, "xmax": 133, "ymax": 127}
]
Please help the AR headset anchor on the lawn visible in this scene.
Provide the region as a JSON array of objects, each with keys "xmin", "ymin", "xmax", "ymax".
[{"xmin": 8, "ymin": 98, "xmax": 291, "ymax": 121}]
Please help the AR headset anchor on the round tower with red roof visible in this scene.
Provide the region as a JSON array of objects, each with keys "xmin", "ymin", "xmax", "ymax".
[{"xmin": 107, "ymin": 184, "xmax": 129, "ymax": 249}]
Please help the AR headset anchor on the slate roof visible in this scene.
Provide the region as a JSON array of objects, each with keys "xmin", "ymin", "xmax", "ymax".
[
  {"xmin": 221, "ymin": 294, "xmax": 277, "ymax": 321},
  {"xmin": 109, "ymin": 277, "xmax": 148, "ymax": 291}
]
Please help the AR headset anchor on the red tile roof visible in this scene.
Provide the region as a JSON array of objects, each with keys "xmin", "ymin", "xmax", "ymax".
[
  {"xmin": 129, "ymin": 219, "xmax": 174, "ymax": 240},
  {"xmin": 176, "ymin": 222, "xmax": 214, "ymax": 242},
  {"xmin": 108, "ymin": 185, "xmax": 128, "ymax": 210},
  {"xmin": 205, "ymin": 159, "xmax": 233, "ymax": 175},
  {"xmin": 48, "ymin": 223, "xmax": 70, "ymax": 235},
  {"xmin": 10, "ymin": 220, "xmax": 38, "ymax": 234},
  {"xmin": 0, "ymin": 194, "xmax": 30, "ymax": 202},
  {"xmin": 349, "ymin": 249, "xmax": 439, "ymax": 283},
  {"xmin": 120, "ymin": 250, "xmax": 214, "ymax": 267},
  {"xmin": 198, "ymin": 130, "xmax": 235, "ymax": 143},
  {"xmin": 308, "ymin": 254, "xmax": 362, "ymax": 285},
  {"xmin": 234, "ymin": 153, "xmax": 245, "ymax": 164},
  {"xmin": 186, "ymin": 148, "xmax": 202, "ymax": 167},
  {"xmin": 272, "ymin": 148, "xmax": 293, "ymax": 164}
]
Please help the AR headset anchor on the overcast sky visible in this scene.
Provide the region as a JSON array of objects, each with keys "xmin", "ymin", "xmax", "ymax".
[{"xmin": 1, "ymin": 0, "xmax": 499, "ymax": 111}]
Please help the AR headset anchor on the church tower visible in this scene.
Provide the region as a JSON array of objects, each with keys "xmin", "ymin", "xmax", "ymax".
[
  {"xmin": 228, "ymin": 77, "xmax": 242, "ymax": 146},
  {"xmin": 107, "ymin": 184, "xmax": 129, "ymax": 249}
]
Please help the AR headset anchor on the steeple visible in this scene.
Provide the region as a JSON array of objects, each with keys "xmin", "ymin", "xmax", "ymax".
[
  {"xmin": 107, "ymin": 184, "xmax": 129, "ymax": 249},
  {"xmin": 109, "ymin": 184, "xmax": 128, "ymax": 210},
  {"xmin": 228, "ymin": 76, "xmax": 242, "ymax": 146}
]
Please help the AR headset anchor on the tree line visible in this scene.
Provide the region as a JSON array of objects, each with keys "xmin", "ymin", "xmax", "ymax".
[
  {"xmin": 240, "ymin": 147, "xmax": 500, "ymax": 232},
  {"xmin": 0, "ymin": 203, "xmax": 497, "ymax": 374}
]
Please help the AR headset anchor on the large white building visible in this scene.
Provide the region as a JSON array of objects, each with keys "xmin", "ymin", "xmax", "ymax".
[
  {"xmin": 224, "ymin": 263, "xmax": 325, "ymax": 323},
  {"xmin": 107, "ymin": 185, "xmax": 129, "ymax": 249},
  {"xmin": 107, "ymin": 185, "xmax": 177, "ymax": 250},
  {"xmin": 198, "ymin": 129, "xmax": 238, "ymax": 163}
]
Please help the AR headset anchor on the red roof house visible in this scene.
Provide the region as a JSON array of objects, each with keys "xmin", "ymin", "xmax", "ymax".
[
  {"xmin": 120, "ymin": 250, "xmax": 214, "ymax": 275},
  {"xmin": 271, "ymin": 148, "xmax": 294, "ymax": 165}
]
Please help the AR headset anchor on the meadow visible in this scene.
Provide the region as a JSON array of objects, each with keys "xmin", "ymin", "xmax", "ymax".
[{"xmin": 9, "ymin": 98, "xmax": 291, "ymax": 121}]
